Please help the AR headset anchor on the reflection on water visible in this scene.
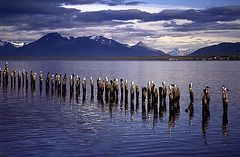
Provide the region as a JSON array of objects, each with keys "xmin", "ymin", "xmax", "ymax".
[{"xmin": 1, "ymin": 60, "xmax": 240, "ymax": 156}]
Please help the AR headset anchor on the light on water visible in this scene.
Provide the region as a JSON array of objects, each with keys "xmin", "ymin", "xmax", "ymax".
[{"xmin": 1, "ymin": 60, "xmax": 240, "ymax": 156}]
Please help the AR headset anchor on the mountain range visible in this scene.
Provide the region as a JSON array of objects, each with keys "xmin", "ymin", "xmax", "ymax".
[
  {"xmin": 0, "ymin": 33, "xmax": 240, "ymax": 58},
  {"xmin": 167, "ymin": 48, "xmax": 194, "ymax": 56},
  {"xmin": 0, "ymin": 33, "xmax": 167, "ymax": 58},
  {"xmin": 188, "ymin": 42, "xmax": 240, "ymax": 56}
]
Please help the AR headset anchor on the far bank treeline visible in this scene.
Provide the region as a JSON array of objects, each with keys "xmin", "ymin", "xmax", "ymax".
[{"xmin": 0, "ymin": 32, "xmax": 240, "ymax": 60}]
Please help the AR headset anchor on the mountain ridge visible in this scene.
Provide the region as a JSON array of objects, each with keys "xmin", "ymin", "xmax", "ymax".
[
  {"xmin": 167, "ymin": 48, "xmax": 194, "ymax": 56},
  {"xmin": 1, "ymin": 33, "xmax": 240, "ymax": 58},
  {"xmin": 0, "ymin": 32, "xmax": 168, "ymax": 58},
  {"xmin": 188, "ymin": 42, "xmax": 240, "ymax": 56}
]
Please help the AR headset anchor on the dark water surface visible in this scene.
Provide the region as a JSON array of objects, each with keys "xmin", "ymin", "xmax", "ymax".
[{"xmin": 0, "ymin": 60, "xmax": 240, "ymax": 156}]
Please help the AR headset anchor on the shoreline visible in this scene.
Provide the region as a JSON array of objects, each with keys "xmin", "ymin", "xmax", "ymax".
[{"xmin": 1, "ymin": 54, "xmax": 240, "ymax": 61}]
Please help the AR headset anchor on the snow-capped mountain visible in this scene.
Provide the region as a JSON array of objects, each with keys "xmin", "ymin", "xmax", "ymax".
[
  {"xmin": 10, "ymin": 41, "xmax": 28, "ymax": 48},
  {"xmin": 2, "ymin": 32, "xmax": 167, "ymax": 58},
  {"xmin": 167, "ymin": 48, "xmax": 194, "ymax": 56}
]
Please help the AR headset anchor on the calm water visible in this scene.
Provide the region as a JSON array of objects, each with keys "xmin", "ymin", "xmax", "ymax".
[{"xmin": 0, "ymin": 60, "xmax": 240, "ymax": 156}]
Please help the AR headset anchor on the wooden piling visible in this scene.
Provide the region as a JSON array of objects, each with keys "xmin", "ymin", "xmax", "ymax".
[
  {"xmin": 18, "ymin": 71, "xmax": 21, "ymax": 88},
  {"xmin": 147, "ymin": 81, "xmax": 151, "ymax": 103},
  {"xmin": 39, "ymin": 71, "xmax": 43, "ymax": 89},
  {"xmin": 124, "ymin": 80, "xmax": 128, "ymax": 103},
  {"xmin": 97, "ymin": 78, "xmax": 101, "ymax": 100},
  {"xmin": 32, "ymin": 73, "xmax": 36, "ymax": 89},
  {"xmin": 142, "ymin": 87, "xmax": 147, "ymax": 103},
  {"xmin": 55, "ymin": 73, "xmax": 58, "ymax": 89},
  {"xmin": 110, "ymin": 82, "xmax": 114, "ymax": 103},
  {"xmin": 130, "ymin": 81, "xmax": 134, "ymax": 103},
  {"xmin": 10, "ymin": 71, "xmax": 13, "ymax": 85},
  {"xmin": 82, "ymin": 77, "xmax": 86, "ymax": 96},
  {"xmin": 202, "ymin": 87, "xmax": 210, "ymax": 114},
  {"xmin": 115, "ymin": 79, "xmax": 119, "ymax": 103},
  {"xmin": 222, "ymin": 87, "xmax": 228, "ymax": 111},
  {"xmin": 105, "ymin": 77, "xmax": 110, "ymax": 102},
  {"xmin": 62, "ymin": 74, "xmax": 67, "ymax": 94},
  {"xmin": 26, "ymin": 72, "xmax": 29, "ymax": 89},
  {"xmin": 76, "ymin": 75, "xmax": 80, "ymax": 96},
  {"xmin": 13, "ymin": 70, "xmax": 16, "ymax": 86},
  {"xmin": 22, "ymin": 70, "xmax": 25, "ymax": 86},
  {"xmin": 136, "ymin": 84, "xmax": 139, "ymax": 100},
  {"xmin": 90, "ymin": 77, "xmax": 94, "ymax": 97},
  {"xmin": 51, "ymin": 75, "xmax": 54, "ymax": 90}
]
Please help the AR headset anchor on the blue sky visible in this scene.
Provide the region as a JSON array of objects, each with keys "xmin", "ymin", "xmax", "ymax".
[
  {"xmin": 0, "ymin": 0, "xmax": 240, "ymax": 52},
  {"xmin": 147, "ymin": 0, "xmax": 239, "ymax": 8}
]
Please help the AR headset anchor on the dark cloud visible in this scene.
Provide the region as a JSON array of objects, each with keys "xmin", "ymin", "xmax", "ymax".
[{"xmin": 0, "ymin": 0, "xmax": 239, "ymax": 34}]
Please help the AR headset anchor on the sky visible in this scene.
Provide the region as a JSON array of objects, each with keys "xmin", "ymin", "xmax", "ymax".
[{"xmin": 0, "ymin": 0, "xmax": 240, "ymax": 52}]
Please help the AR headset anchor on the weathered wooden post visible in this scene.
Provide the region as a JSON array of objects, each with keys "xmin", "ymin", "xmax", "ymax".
[
  {"xmin": 154, "ymin": 88, "xmax": 158, "ymax": 106},
  {"xmin": 101, "ymin": 81, "xmax": 104, "ymax": 100},
  {"xmin": 51, "ymin": 74, "xmax": 54, "ymax": 90},
  {"xmin": 90, "ymin": 77, "xmax": 94, "ymax": 98},
  {"xmin": 82, "ymin": 77, "xmax": 86, "ymax": 97},
  {"xmin": 202, "ymin": 85, "xmax": 210, "ymax": 115},
  {"xmin": 13, "ymin": 70, "xmax": 17, "ymax": 87},
  {"xmin": 186, "ymin": 83, "xmax": 194, "ymax": 112},
  {"xmin": 169, "ymin": 85, "xmax": 174, "ymax": 111},
  {"xmin": 22, "ymin": 70, "xmax": 25, "ymax": 87},
  {"xmin": 32, "ymin": 73, "xmax": 36, "ymax": 89},
  {"xmin": 10, "ymin": 71, "xmax": 13, "ymax": 86},
  {"xmin": 130, "ymin": 81, "xmax": 134, "ymax": 110},
  {"xmin": 142, "ymin": 87, "xmax": 147, "ymax": 104},
  {"xmin": 115, "ymin": 79, "xmax": 119, "ymax": 103},
  {"xmin": 189, "ymin": 83, "xmax": 194, "ymax": 104},
  {"xmin": 62, "ymin": 73, "xmax": 67, "ymax": 95},
  {"xmin": 46, "ymin": 72, "xmax": 50, "ymax": 90},
  {"xmin": 97, "ymin": 78, "xmax": 101, "ymax": 100},
  {"xmin": 222, "ymin": 85, "xmax": 229, "ymax": 111},
  {"xmin": 125, "ymin": 79, "xmax": 128, "ymax": 103},
  {"xmin": 30, "ymin": 71, "xmax": 33, "ymax": 88},
  {"xmin": 76, "ymin": 75, "xmax": 80, "ymax": 96},
  {"xmin": 18, "ymin": 71, "xmax": 21, "ymax": 88},
  {"xmin": 222, "ymin": 86, "xmax": 228, "ymax": 137},
  {"xmin": 110, "ymin": 82, "xmax": 114, "ymax": 104},
  {"xmin": 130, "ymin": 81, "xmax": 134, "ymax": 103},
  {"xmin": 105, "ymin": 77, "xmax": 110, "ymax": 103},
  {"xmin": 5, "ymin": 62, "xmax": 9, "ymax": 84},
  {"xmin": 176, "ymin": 86, "xmax": 180, "ymax": 109},
  {"xmin": 159, "ymin": 86, "xmax": 163, "ymax": 105},
  {"xmin": 162, "ymin": 82, "xmax": 167, "ymax": 103},
  {"xmin": 55, "ymin": 73, "xmax": 58, "ymax": 89},
  {"xmin": 120, "ymin": 78, "xmax": 124, "ymax": 99},
  {"xmin": 39, "ymin": 71, "xmax": 43, "ymax": 90},
  {"xmin": 136, "ymin": 84, "xmax": 139, "ymax": 100},
  {"xmin": 142, "ymin": 88, "xmax": 147, "ymax": 120},
  {"xmin": 151, "ymin": 83, "xmax": 156, "ymax": 105},
  {"xmin": 70, "ymin": 75, "xmax": 74, "ymax": 95},
  {"xmin": 26, "ymin": 72, "xmax": 29, "ymax": 89},
  {"xmin": 147, "ymin": 81, "xmax": 151, "ymax": 103},
  {"xmin": 57, "ymin": 74, "xmax": 62, "ymax": 94}
]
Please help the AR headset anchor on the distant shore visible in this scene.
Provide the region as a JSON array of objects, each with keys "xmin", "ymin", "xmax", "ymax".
[{"xmin": 1, "ymin": 54, "xmax": 240, "ymax": 61}]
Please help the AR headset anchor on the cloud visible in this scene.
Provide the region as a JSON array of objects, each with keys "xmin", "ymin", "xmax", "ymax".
[
  {"xmin": 0, "ymin": 0, "xmax": 239, "ymax": 51},
  {"xmin": 1, "ymin": 0, "xmax": 239, "ymax": 32}
]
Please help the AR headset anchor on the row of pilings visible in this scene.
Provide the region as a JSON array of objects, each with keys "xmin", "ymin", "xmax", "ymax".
[{"xmin": 1, "ymin": 62, "xmax": 229, "ymax": 114}]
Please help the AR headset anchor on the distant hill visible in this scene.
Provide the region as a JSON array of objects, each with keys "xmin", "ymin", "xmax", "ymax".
[
  {"xmin": 189, "ymin": 42, "xmax": 240, "ymax": 56},
  {"xmin": 130, "ymin": 41, "xmax": 167, "ymax": 56},
  {"xmin": 1, "ymin": 32, "xmax": 168, "ymax": 58},
  {"xmin": 0, "ymin": 40, "xmax": 16, "ymax": 55},
  {"xmin": 167, "ymin": 48, "xmax": 194, "ymax": 56}
]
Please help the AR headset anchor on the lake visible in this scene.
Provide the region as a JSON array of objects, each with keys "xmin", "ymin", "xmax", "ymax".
[{"xmin": 0, "ymin": 60, "xmax": 240, "ymax": 156}]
